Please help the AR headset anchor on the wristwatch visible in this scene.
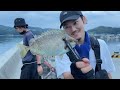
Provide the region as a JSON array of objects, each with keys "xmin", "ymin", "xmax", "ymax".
[{"xmin": 37, "ymin": 63, "xmax": 41, "ymax": 66}]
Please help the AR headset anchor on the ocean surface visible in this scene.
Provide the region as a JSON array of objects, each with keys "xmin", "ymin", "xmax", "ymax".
[{"xmin": 0, "ymin": 36, "xmax": 22, "ymax": 55}]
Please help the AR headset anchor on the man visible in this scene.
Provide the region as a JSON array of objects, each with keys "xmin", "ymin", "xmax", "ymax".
[
  {"xmin": 14, "ymin": 18, "xmax": 43, "ymax": 79},
  {"xmin": 55, "ymin": 11, "xmax": 115, "ymax": 79}
]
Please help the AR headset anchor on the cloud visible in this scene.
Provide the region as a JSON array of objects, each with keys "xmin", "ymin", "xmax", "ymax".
[
  {"xmin": 0, "ymin": 11, "xmax": 61, "ymax": 28},
  {"xmin": 83, "ymin": 11, "xmax": 120, "ymax": 30},
  {"xmin": 0, "ymin": 11, "xmax": 120, "ymax": 30}
]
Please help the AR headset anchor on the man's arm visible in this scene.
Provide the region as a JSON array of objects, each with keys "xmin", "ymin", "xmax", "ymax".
[
  {"xmin": 36, "ymin": 55, "xmax": 42, "ymax": 64},
  {"xmin": 108, "ymin": 73, "xmax": 112, "ymax": 79},
  {"xmin": 99, "ymin": 39, "xmax": 116, "ymax": 78},
  {"xmin": 36, "ymin": 55, "xmax": 43, "ymax": 75},
  {"xmin": 26, "ymin": 32, "xmax": 43, "ymax": 75}
]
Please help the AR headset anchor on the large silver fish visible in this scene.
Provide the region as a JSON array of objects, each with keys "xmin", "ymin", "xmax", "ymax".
[{"xmin": 17, "ymin": 29, "xmax": 76, "ymax": 59}]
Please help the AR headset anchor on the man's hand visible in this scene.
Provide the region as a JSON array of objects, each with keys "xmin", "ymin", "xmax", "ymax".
[
  {"xmin": 70, "ymin": 58, "xmax": 94, "ymax": 79},
  {"xmin": 76, "ymin": 58, "xmax": 93, "ymax": 74},
  {"xmin": 36, "ymin": 55, "xmax": 43, "ymax": 75},
  {"xmin": 37, "ymin": 65, "xmax": 43, "ymax": 75}
]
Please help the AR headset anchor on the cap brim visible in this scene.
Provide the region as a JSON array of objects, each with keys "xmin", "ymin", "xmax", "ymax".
[
  {"xmin": 60, "ymin": 15, "xmax": 80, "ymax": 29},
  {"xmin": 14, "ymin": 24, "xmax": 28, "ymax": 28}
]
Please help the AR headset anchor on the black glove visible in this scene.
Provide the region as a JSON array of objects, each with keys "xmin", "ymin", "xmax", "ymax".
[
  {"xmin": 95, "ymin": 69, "xmax": 109, "ymax": 79},
  {"xmin": 70, "ymin": 62, "xmax": 95, "ymax": 79}
]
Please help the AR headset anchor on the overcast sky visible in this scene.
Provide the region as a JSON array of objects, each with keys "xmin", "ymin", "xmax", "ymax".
[{"xmin": 0, "ymin": 11, "xmax": 120, "ymax": 30}]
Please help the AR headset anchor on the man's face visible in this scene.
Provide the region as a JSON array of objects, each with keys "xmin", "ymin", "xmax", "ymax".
[
  {"xmin": 63, "ymin": 17, "xmax": 86, "ymax": 42},
  {"xmin": 15, "ymin": 27, "xmax": 24, "ymax": 33}
]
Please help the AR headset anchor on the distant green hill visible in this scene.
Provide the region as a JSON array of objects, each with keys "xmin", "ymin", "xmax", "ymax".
[
  {"xmin": 87, "ymin": 26, "xmax": 120, "ymax": 35},
  {"xmin": 0, "ymin": 25, "xmax": 58, "ymax": 35},
  {"xmin": 1, "ymin": 25, "xmax": 120, "ymax": 35}
]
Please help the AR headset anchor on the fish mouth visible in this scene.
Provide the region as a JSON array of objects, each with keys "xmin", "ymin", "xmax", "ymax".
[
  {"xmin": 62, "ymin": 37, "xmax": 78, "ymax": 45},
  {"xmin": 62, "ymin": 37, "xmax": 77, "ymax": 51}
]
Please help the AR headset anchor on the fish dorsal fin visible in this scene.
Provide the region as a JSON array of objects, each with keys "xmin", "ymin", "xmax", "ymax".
[
  {"xmin": 34, "ymin": 35, "xmax": 38, "ymax": 40},
  {"xmin": 41, "ymin": 29, "xmax": 65, "ymax": 37}
]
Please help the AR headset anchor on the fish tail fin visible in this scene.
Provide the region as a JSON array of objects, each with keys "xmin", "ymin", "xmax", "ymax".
[{"xmin": 17, "ymin": 44, "xmax": 30, "ymax": 59}]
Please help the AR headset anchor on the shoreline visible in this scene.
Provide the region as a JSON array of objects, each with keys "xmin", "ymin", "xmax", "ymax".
[{"xmin": 0, "ymin": 35, "xmax": 22, "ymax": 36}]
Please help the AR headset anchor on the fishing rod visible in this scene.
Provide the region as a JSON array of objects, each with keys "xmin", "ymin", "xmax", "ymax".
[
  {"xmin": 43, "ymin": 70, "xmax": 53, "ymax": 79},
  {"xmin": 63, "ymin": 38, "xmax": 81, "ymax": 62}
]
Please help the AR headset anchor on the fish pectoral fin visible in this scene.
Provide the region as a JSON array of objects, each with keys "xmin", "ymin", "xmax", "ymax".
[{"xmin": 17, "ymin": 44, "xmax": 30, "ymax": 59}]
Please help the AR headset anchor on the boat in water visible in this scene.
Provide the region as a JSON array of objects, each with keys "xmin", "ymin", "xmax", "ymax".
[
  {"xmin": 0, "ymin": 41, "xmax": 57, "ymax": 79},
  {"xmin": 0, "ymin": 41, "xmax": 119, "ymax": 79},
  {"xmin": 111, "ymin": 52, "xmax": 120, "ymax": 58}
]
